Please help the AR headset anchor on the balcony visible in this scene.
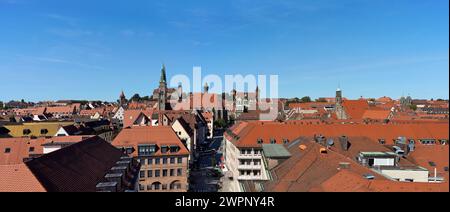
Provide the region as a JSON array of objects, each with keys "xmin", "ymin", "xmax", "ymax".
[
  {"xmin": 237, "ymin": 175, "xmax": 263, "ymax": 180},
  {"xmin": 238, "ymin": 164, "xmax": 262, "ymax": 170},
  {"xmin": 237, "ymin": 154, "xmax": 262, "ymax": 159}
]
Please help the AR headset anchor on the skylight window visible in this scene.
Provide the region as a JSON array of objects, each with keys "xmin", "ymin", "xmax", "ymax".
[{"xmin": 4, "ymin": 148, "xmax": 11, "ymax": 153}]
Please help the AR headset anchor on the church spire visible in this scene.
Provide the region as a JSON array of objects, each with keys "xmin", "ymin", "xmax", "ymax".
[{"xmin": 160, "ymin": 64, "xmax": 167, "ymax": 84}]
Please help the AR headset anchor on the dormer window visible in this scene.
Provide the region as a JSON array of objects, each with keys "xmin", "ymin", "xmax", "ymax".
[
  {"xmin": 40, "ymin": 129, "xmax": 48, "ymax": 135},
  {"xmin": 29, "ymin": 147, "xmax": 35, "ymax": 152},
  {"xmin": 257, "ymin": 138, "xmax": 263, "ymax": 144},
  {"xmin": 270, "ymin": 138, "xmax": 276, "ymax": 144},
  {"xmin": 124, "ymin": 147, "xmax": 135, "ymax": 154},
  {"xmin": 138, "ymin": 144, "xmax": 157, "ymax": 156},
  {"xmin": 283, "ymin": 139, "xmax": 289, "ymax": 144},
  {"xmin": 4, "ymin": 148, "xmax": 11, "ymax": 153},
  {"xmin": 23, "ymin": 129, "xmax": 31, "ymax": 135},
  {"xmin": 170, "ymin": 145, "xmax": 180, "ymax": 153},
  {"xmin": 161, "ymin": 145, "xmax": 169, "ymax": 154}
]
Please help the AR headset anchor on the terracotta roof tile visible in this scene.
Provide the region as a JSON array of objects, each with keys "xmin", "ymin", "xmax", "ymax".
[
  {"xmin": 0, "ymin": 163, "xmax": 46, "ymax": 192},
  {"xmin": 342, "ymin": 100, "xmax": 370, "ymax": 120},
  {"xmin": 112, "ymin": 126, "xmax": 189, "ymax": 156}
]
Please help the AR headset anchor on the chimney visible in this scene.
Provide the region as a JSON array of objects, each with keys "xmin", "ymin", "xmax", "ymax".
[
  {"xmin": 96, "ymin": 182, "xmax": 118, "ymax": 192},
  {"xmin": 435, "ymin": 168, "xmax": 437, "ymax": 183},
  {"xmin": 105, "ymin": 173, "xmax": 124, "ymax": 190},
  {"xmin": 339, "ymin": 136, "xmax": 350, "ymax": 151}
]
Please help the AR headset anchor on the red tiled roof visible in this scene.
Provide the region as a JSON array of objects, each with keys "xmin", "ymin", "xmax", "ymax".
[
  {"xmin": 123, "ymin": 109, "xmax": 153, "ymax": 128},
  {"xmin": 0, "ymin": 138, "xmax": 45, "ymax": 165},
  {"xmin": 0, "ymin": 163, "xmax": 46, "ymax": 192},
  {"xmin": 225, "ymin": 121, "xmax": 449, "ymax": 148},
  {"xmin": 342, "ymin": 100, "xmax": 370, "ymax": 120},
  {"xmin": 264, "ymin": 140, "xmax": 385, "ymax": 192},
  {"xmin": 45, "ymin": 106, "xmax": 75, "ymax": 114},
  {"xmin": 408, "ymin": 145, "xmax": 449, "ymax": 181},
  {"xmin": 0, "ymin": 136, "xmax": 92, "ymax": 165},
  {"xmin": 288, "ymin": 102, "xmax": 332, "ymax": 110},
  {"xmin": 362, "ymin": 110, "xmax": 391, "ymax": 120},
  {"xmin": 112, "ymin": 126, "xmax": 189, "ymax": 156},
  {"xmin": 320, "ymin": 169, "xmax": 449, "ymax": 192},
  {"xmin": 377, "ymin": 96, "xmax": 393, "ymax": 103}
]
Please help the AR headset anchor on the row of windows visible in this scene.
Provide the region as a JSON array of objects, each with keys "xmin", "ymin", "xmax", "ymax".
[
  {"xmin": 239, "ymin": 159, "xmax": 262, "ymax": 166},
  {"xmin": 22, "ymin": 129, "xmax": 49, "ymax": 135},
  {"xmin": 240, "ymin": 170, "xmax": 262, "ymax": 176},
  {"xmin": 138, "ymin": 157, "xmax": 183, "ymax": 165},
  {"xmin": 139, "ymin": 168, "xmax": 183, "ymax": 178},
  {"xmin": 4, "ymin": 146, "xmax": 35, "ymax": 153},
  {"xmin": 139, "ymin": 182, "xmax": 183, "ymax": 191},
  {"xmin": 240, "ymin": 149, "xmax": 261, "ymax": 155}
]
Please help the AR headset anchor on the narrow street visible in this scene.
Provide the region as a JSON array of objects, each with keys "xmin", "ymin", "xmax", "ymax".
[{"xmin": 189, "ymin": 134, "xmax": 224, "ymax": 192}]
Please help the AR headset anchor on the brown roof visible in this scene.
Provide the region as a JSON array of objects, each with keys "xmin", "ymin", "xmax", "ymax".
[
  {"xmin": 25, "ymin": 137, "xmax": 125, "ymax": 192},
  {"xmin": 112, "ymin": 126, "xmax": 189, "ymax": 156}
]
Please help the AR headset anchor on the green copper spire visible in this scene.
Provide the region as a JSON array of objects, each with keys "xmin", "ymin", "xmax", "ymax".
[{"xmin": 160, "ymin": 64, "xmax": 167, "ymax": 83}]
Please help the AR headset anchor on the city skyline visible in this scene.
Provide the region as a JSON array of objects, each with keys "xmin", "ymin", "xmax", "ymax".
[{"xmin": 0, "ymin": 0, "xmax": 449, "ymax": 102}]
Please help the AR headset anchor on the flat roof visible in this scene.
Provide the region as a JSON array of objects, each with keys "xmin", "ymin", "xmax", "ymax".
[
  {"xmin": 360, "ymin": 152, "xmax": 397, "ymax": 157},
  {"xmin": 262, "ymin": 144, "xmax": 291, "ymax": 159}
]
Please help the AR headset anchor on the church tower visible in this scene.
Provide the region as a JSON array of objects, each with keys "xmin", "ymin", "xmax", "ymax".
[
  {"xmin": 119, "ymin": 90, "xmax": 127, "ymax": 106},
  {"xmin": 255, "ymin": 86, "xmax": 260, "ymax": 110},
  {"xmin": 204, "ymin": 82, "xmax": 209, "ymax": 93},
  {"xmin": 336, "ymin": 87, "xmax": 343, "ymax": 105},
  {"xmin": 158, "ymin": 64, "xmax": 167, "ymax": 111},
  {"xmin": 335, "ymin": 87, "xmax": 348, "ymax": 120}
]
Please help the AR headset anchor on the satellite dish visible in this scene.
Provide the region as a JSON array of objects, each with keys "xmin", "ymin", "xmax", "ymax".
[{"xmin": 327, "ymin": 139, "xmax": 334, "ymax": 146}]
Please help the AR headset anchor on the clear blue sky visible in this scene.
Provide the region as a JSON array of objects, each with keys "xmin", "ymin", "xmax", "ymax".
[{"xmin": 0, "ymin": 0, "xmax": 448, "ymax": 102}]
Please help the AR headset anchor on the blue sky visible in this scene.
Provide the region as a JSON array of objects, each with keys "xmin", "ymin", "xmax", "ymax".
[{"xmin": 0, "ymin": 0, "xmax": 448, "ymax": 102}]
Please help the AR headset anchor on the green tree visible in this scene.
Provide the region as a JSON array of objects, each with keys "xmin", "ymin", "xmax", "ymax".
[
  {"xmin": 214, "ymin": 119, "xmax": 227, "ymax": 129},
  {"xmin": 409, "ymin": 104, "xmax": 418, "ymax": 111},
  {"xmin": 301, "ymin": 96, "xmax": 312, "ymax": 103},
  {"xmin": 130, "ymin": 93, "xmax": 141, "ymax": 102}
]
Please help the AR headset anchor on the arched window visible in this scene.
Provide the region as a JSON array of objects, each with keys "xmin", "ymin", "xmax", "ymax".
[
  {"xmin": 151, "ymin": 182, "xmax": 162, "ymax": 190},
  {"xmin": 170, "ymin": 180, "xmax": 181, "ymax": 190}
]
